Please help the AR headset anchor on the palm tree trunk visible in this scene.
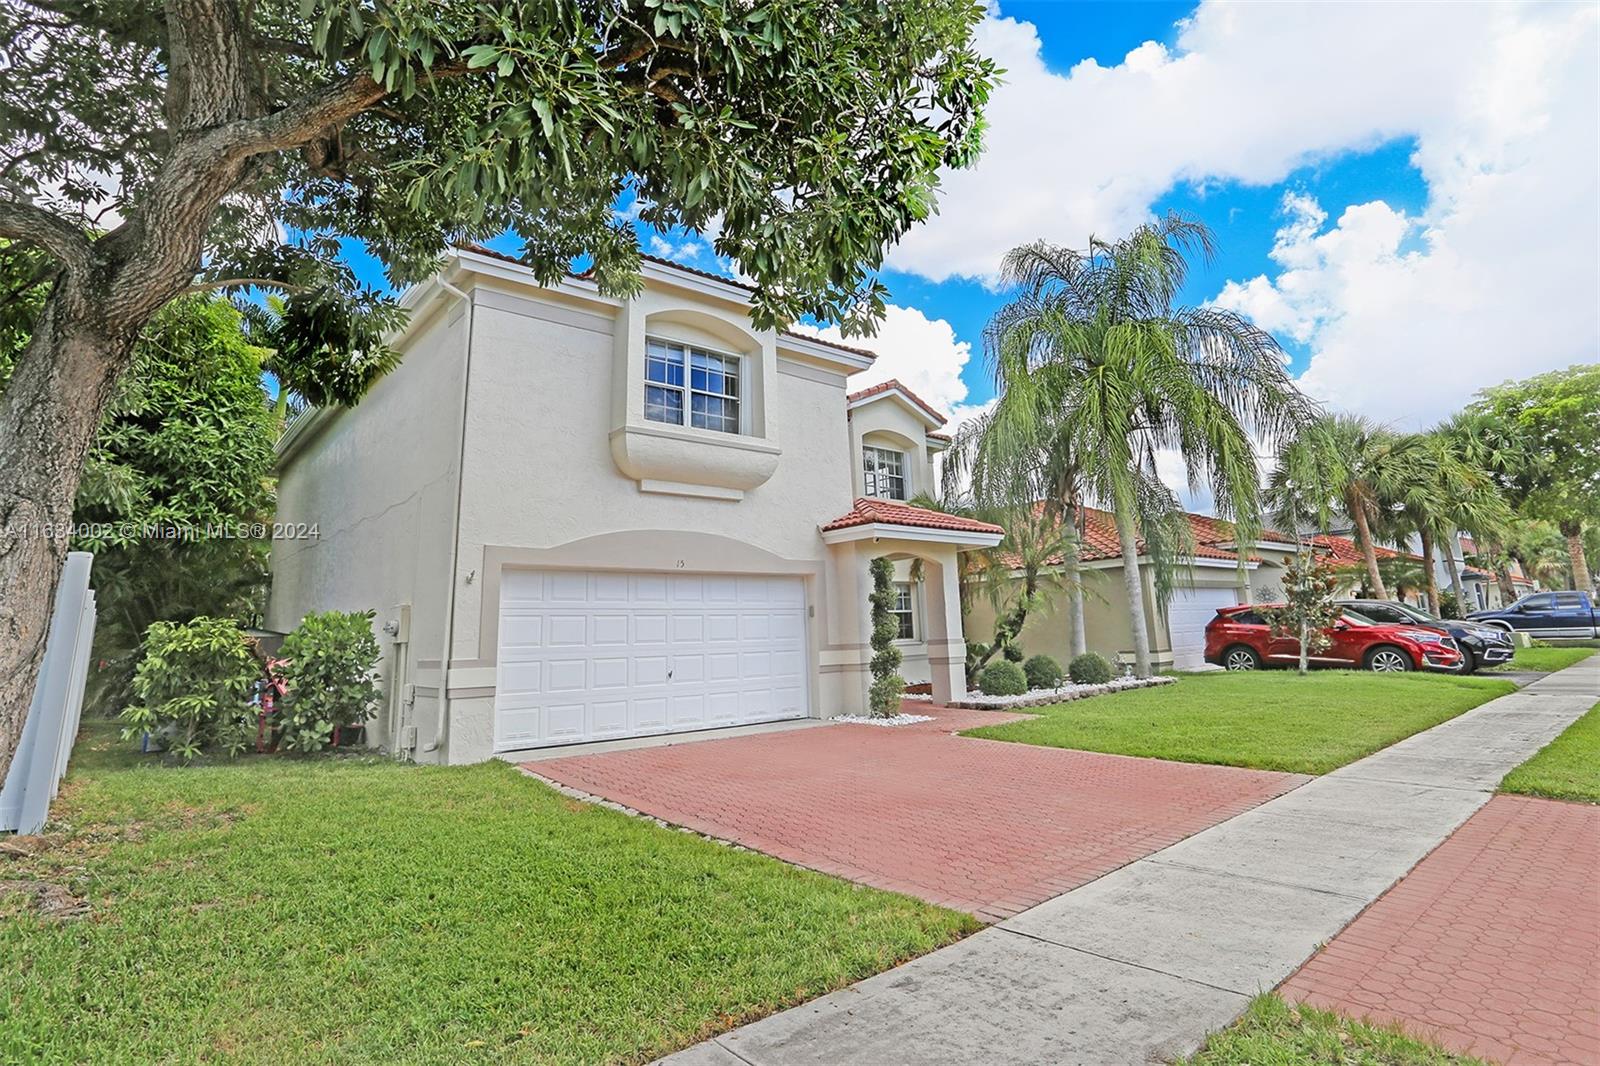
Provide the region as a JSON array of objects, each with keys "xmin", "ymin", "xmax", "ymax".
[
  {"xmin": 1419, "ymin": 529, "xmax": 1440, "ymax": 615},
  {"xmin": 1442, "ymin": 549, "xmax": 1464, "ymax": 612},
  {"xmin": 1561, "ymin": 521, "xmax": 1593, "ymax": 592},
  {"xmin": 1112, "ymin": 505, "xmax": 1152, "ymax": 677},
  {"xmin": 1347, "ymin": 491, "xmax": 1389, "ymax": 598},
  {"xmin": 1062, "ymin": 534, "xmax": 1087, "ymax": 658}
]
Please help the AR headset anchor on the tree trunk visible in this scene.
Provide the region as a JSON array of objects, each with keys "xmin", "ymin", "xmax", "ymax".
[
  {"xmin": 1419, "ymin": 528, "xmax": 1440, "ymax": 616},
  {"xmin": 1063, "ymin": 534, "xmax": 1087, "ymax": 658},
  {"xmin": 1561, "ymin": 521, "xmax": 1593, "ymax": 592},
  {"xmin": 0, "ymin": 291, "xmax": 137, "ymax": 785},
  {"xmin": 1112, "ymin": 504, "xmax": 1152, "ymax": 677},
  {"xmin": 1347, "ymin": 491, "xmax": 1388, "ymax": 598},
  {"xmin": 1442, "ymin": 543, "xmax": 1464, "ymax": 606}
]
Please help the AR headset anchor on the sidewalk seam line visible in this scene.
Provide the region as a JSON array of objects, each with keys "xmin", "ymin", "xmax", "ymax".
[{"xmin": 994, "ymin": 925, "xmax": 1253, "ymax": 998}]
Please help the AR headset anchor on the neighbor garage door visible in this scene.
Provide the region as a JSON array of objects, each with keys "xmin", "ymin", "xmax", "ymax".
[
  {"xmin": 494, "ymin": 569, "xmax": 809, "ymax": 751},
  {"xmin": 1167, "ymin": 586, "xmax": 1242, "ymax": 670}
]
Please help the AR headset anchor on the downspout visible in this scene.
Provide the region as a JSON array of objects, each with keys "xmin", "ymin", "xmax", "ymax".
[{"xmin": 423, "ymin": 274, "xmax": 474, "ymax": 758}]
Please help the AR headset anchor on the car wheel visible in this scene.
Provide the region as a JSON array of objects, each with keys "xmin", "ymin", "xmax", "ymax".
[
  {"xmin": 1223, "ymin": 645, "xmax": 1262, "ymax": 671},
  {"xmin": 1364, "ymin": 646, "xmax": 1413, "ymax": 673},
  {"xmin": 1458, "ymin": 650, "xmax": 1478, "ymax": 674}
]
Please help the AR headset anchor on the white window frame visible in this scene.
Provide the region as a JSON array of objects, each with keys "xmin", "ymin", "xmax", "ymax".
[
  {"xmin": 863, "ymin": 445, "xmax": 908, "ymax": 500},
  {"xmin": 891, "ymin": 581, "xmax": 918, "ymax": 642},
  {"xmin": 644, "ymin": 337, "xmax": 742, "ymax": 435}
]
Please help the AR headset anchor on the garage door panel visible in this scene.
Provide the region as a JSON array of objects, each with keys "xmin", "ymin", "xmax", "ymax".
[
  {"xmin": 494, "ymin": 568, "xmax": 809, "ymax": 750},
  {"xmin": 1168, "ymin": 587, "xmax": 1240, "ymax": 670}
]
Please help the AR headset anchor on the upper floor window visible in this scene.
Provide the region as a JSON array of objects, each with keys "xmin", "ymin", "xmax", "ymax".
[
  {"xmin": 863, "ymin": 445, "xmax": 906, "ymax": 499},
  {"xmin": 892, "ymin": 582, "xmax": 917, "ymax": 640},
  {"xmin": 645, "ymin": 338, "xmax": 740, "ymax": 434}
]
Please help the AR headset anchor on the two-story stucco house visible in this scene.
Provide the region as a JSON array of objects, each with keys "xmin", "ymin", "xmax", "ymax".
[{"xmin": 268, "ymin": 246, "xmax": 1001, "ymax": 764}]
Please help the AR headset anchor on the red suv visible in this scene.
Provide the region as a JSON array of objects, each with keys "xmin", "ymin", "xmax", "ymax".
[{"xmin": 1204, "ymin": 604, "xmax": 1464, "ymax": 673}]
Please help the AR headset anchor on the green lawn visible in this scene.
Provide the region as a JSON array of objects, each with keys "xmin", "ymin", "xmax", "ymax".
[
  {"xmin": 1500, "ymin": 700, "xmax": 1600, "ymax": 804},
  {"xmin": 1488, "ymin": 644, "xmax": 1597, "ymax": 673},
  {"xmin": 1184, "ymin": 995, "xmax": 1486, "ymax": 1065},
  {"xmin": 0, "ymin": 723, "xmax": 974, "ymax": 1064},
  {"xmin": 963, "ymin": 672, "xmax": 1516, "ymax": 775}
]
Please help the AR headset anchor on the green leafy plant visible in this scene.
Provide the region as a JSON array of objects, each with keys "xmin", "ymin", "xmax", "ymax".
[
  {"xmin": 275, "ymin": 611, "xmax": 382, "ymax": 753},
  {"xmin": 867, "ymin": 559, "xmax": 906, "ymax": 717},
  {"xmin": 1068, "ymin": 652, "xmax": 1114, "ymax": 686},
  {"xmin": 121, "ymin": 617, "xmax": 259, "ymax": 761},
  {"xmin": 1437, "ymin": 591, "xmax": 1461, "ymax": 619},
  {"xmin": 977, "ymin": 660, "xmax": 1028, "ymax": 696},
  {"xmin": 1023, "ymin": 655, "xmax": 1064, "ymax": 690},
  {"xmin": 1261, "ymin": 558, "xmax": 1343, "ymax": 675}
]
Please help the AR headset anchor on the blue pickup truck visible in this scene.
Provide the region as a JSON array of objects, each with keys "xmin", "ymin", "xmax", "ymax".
[{"xmin": 1468, "ymin": 590, "xmax": 1600, "ymax": 640}]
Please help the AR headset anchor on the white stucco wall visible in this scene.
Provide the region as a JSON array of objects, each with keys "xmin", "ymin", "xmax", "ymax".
[{"xmin": 267, "ymin": 290, "xmax": 468, "ymax": 752}]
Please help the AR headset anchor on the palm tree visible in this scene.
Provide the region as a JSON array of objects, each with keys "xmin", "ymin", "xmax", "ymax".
[
  {"xmin": 1310, "ymin": 414, "xmax": 1429, "ymax": 601},
  {"xmin": 1265, "ymin": 417, "xmax": 1348, "ymax": 674},
  {"xmin": 973, "ymin": 215, "xmax": 1308, "ymax": 676}
]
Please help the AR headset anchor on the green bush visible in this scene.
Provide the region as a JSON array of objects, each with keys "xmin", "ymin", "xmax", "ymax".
[
  {"xmin": 276, "ymin": 611, "xmax": 382, "ymax": 753},
  {"xmin": 1023, "ymin": 654, "xmax": 1064, "ymax": 690},
  {"xmin": 1002, "ymin": 643, "xmax": 1024, "ymax": 662},
  {"xmin": 977, "ymin": 659, "xmax": 1028, "ymax": 696},
  {"xmin": 1068, "ymin": 652, "xmax": 1114, "ymax": 685},
  {"xmin": 866, "ymin": 558, "xmax": 906, "ymax": 717},
  {"xmin": 122, "ymin": 617, "xmax": 259, "ymax": 761}
]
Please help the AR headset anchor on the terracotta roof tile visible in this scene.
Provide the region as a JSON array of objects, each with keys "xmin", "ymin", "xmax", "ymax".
[
  {"xmin": 822, "ymin": 498, "xmax": 1004, "ymax": 535},
  {"xmin": 1307, "ymin": 533, "xmax": 1423, "ymax": 565},
  {"xmin": 845, "ymin": 379, "xmax": 949, "ymax": 426},
  {"xmin": 996, "ymin": 506, "xmax": 1257, "ymax": 569}
]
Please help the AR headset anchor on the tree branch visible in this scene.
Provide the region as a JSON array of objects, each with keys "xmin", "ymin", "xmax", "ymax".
[
  {"xmin": 182, "ymin": 276, "xmax": 313, "ymax": 295},
  {"xmin": 0, "ymin": 199, "xmax": 93, "ymax": 275}
]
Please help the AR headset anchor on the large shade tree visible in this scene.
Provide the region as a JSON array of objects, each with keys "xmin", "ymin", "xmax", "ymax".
[
  {"xmin": 1464, "ymin": 365, "xmax": 1600, "ymax": 593},
  {"xmin": 0, "ymin": 0, "xmax": 995, "ymax": 779},
  {"xmin": 963, "ymin": 217, "xmax": 1308, "ymax": 676}
]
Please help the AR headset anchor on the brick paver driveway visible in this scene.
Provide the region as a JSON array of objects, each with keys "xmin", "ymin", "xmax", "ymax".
[
  {"xmin": 527, "ymin": 705, "xmax": 1305, "ymax": 921},
  {"xmin": 1281, "ymin": 794, "xmax": 1600, "ymax": 1065}
]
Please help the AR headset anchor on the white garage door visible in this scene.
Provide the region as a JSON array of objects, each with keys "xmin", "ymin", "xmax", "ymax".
[
  {"xmin": 1167, "ymin": 586, "xmax": 1242, "ymax": 670},
  {"xmin": 494, "ymin": 569, "xmax": 809, "ymax": 751}
]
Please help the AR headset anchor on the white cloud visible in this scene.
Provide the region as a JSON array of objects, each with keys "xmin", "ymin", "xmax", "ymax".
[
  {"xmin": 807, "ymin": 304, "xmax": 980, "ymax": 418},
  {"xmin": 887, "ymin": 0, "xmax": 1597, "ymax": 429}
]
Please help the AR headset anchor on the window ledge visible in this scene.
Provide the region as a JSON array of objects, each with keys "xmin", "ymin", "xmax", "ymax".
[{"xmin": 610, "ymin": 422, "xmax": 781, "ymax": 496}]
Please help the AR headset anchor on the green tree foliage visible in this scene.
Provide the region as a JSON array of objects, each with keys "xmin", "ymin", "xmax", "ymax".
[
  {"xmin": 1465, "ymin": 366, "xmax": 1600, "ymax": 591},
  {"xmin": 1261, "ymin": 559, "xmax": 1341, "ymax": 676},
  {"xmin": 121, "ymin": 617, "xmax": 261, "ymax": 762},
  {"xmin": 969, "ymin": 216, "xmax": 1309, "ymax": 676},
  {"xmin": 275, "ymin": 610, "xmax": 383, "ymax": 752},
  {"xmin": 976, "ymin": 659, "xmax": 1026, "ymax": 697},
  {"xmin": 63, "ymin": 299, "xmax": 278, "ymax": 714},
  {"xmin": 866, "ymin": 558, "xmax": 905, "ymax": 717},
  {"xmin": 0, "ymin": 0, "xmax": 996, "ymax": 782}
]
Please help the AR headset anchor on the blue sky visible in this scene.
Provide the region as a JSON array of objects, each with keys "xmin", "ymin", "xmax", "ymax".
[{"xmin": 341, "ymin": 1, "xmax": 1596, "ymax": 434}]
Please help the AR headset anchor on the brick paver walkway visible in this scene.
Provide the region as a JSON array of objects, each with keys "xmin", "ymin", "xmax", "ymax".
[
  {"xmin": 1281, "ymin": 794, "xmax": 1600, "ymax": 1065},
  {"xmin": 527, "ymin": 705, "xmax": 1304, "ymax": 921}
]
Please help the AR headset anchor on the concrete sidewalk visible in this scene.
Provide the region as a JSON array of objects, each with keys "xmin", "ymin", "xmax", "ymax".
[{"xmin": 661, "ymin": 658, "xmax": 1599, "ymax": 1065}]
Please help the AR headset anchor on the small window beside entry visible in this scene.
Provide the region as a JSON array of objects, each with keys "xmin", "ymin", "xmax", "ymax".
[{"xmin": 892, "ymin": 582, "xmax": 917, "ymax": 640}]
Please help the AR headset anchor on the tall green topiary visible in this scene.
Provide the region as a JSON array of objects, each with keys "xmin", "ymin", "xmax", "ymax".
[
  {"xmin": 867, "ymin": 558, "xmax": 906, "ymax": 717},
  {"xmin": 122, "ymin": 617, "xmax": 259, "ymax": 762},
  {"xmin": 276, "ymin": 611, "xmax": 383, "ymax": 753}
]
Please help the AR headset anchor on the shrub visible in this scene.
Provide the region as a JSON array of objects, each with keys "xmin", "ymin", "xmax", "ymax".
[
  {"xmin": 1002, "ymin": 642, "xmax": 1024, "ymax": 662},
  {"xmin": 276, "ymin": 611, "xmax": 383, "ymax": 753},
  {"xmin": 1437, "ymin": 592, "xmax": 1461, "ymax": 619},
  {"xmin": 1023, "ymin": 654, "xmax": 1064, "ymax": 690},
  {"xmin": 866, "ymin": 558, "xmax": 906, "ymax": 717},
  {"xmin": 977, "ymin": 659, "xmax": 1027, "ymax": 696},
  {"xmin": 122, "ymin": 617, "xmax": 259, "ymax": 761},
  {"xmin": 1068, "ymin": 652, "xmax": 1114, "ymax": 686}
]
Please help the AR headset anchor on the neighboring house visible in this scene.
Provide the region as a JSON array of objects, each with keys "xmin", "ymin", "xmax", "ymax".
[
  {"xmin": 1305, "ymin": 533, "xmax": 1430, "ymax": 607},
  {"xmin": 965, "ymin": 508, "xmax": 1304, "ymax": 672},
  {"xmin": 268, "ymin": 247, "xmax": 1000, "ymax": 764}
]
